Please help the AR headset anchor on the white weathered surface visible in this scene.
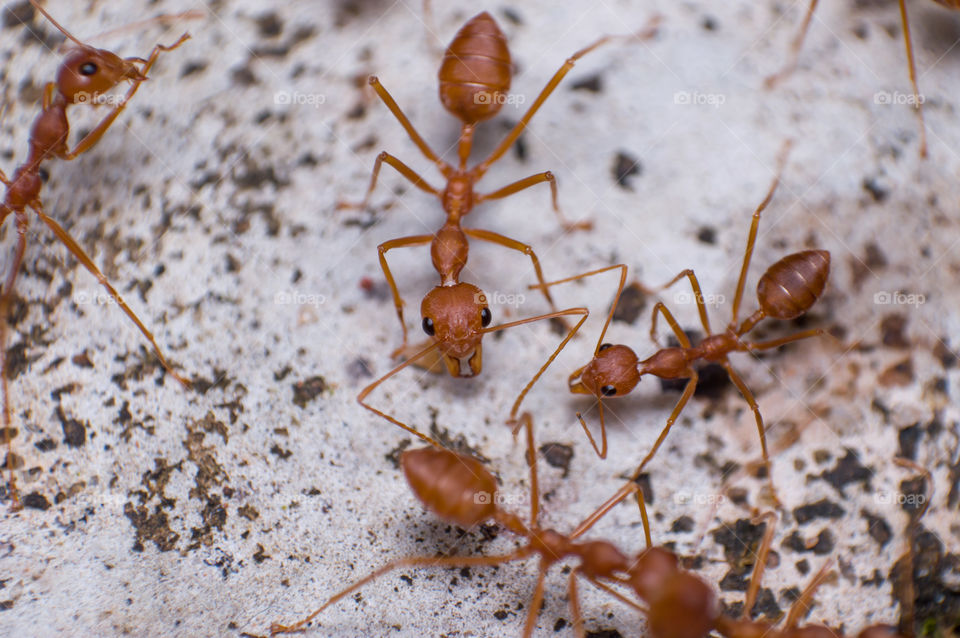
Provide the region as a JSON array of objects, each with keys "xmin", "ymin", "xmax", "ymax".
[{"xmin": 0, "ymin": 0, "xmax": 957, "ymax": 636}]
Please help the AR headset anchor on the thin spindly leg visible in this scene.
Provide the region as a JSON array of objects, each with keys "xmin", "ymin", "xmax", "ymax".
[
  {"xmin": 575, "ymin": 400, "xmax": 609, "ymax": 459},
  {"xmin": 0, "ymin": 167, "xmax": 9, "ymax": 186},
  {"xmin": 521, "ymin": 561, "xmax": 549, "ymax": 638},
  {"xmin": 764, "ymin": 0, "xmax": 820, "ymax": 89},
  {"xmin": 898, "ymin": 0, "xmax": 928, "ymax": 157},
  {"xmin": 464, "ymin": 228, "xmax": 559, "ymax": 312},
  {"xmin": 516, "ymin": 412, "xmax": 541, "ymax": 525},
  {"xmin": 568, "ymin": 468, "xmax": 653, "ymax": 548},
  {"xmin": 63, "ymin": 35, "xmax": 191, "ymax": 159},
  {"xmin": 337, "ymin": 151, "xmax": 440, "ymax": 210},
  {"xmin": 729, "ymin": 141, "xmax": 791, "ymax": 328},
  {"xmin": 649, "ymin": 301, "xmax": 693, "ymax": 348},
  {"xmin": 528, "ymin": 264, "xmax": 628, "ymax": 355},
  {"xmin": 357, "ymin": 341, "xmax": 445, "ymax": 447},
  {"xmin": 474, "ymin": 17, "xmax": 659, "ymax": 177},
  {"xmin": 783, "ymin": 560, "xmax": 832, "ymax": 630},
  {"xmin": 720, "ymin": 360, "xmax": 779, "ymax": 505},
  {"xmin": 32, "ymin": 202, "xmax": 189, "ymax": 386},
  {"xmin": 742, "ymin": 512, "xmax": 777, "ymax": 620},
  {"xmin": 376, "ymin": 234, "xmax": 434, "ymax": 348},
  {"xmin": 633, "ymin": 371, "xmax": 698, "ymax": 476},
  {"xmin": 506, "ymin": 307, "xmax": 589, "ymax": 424},
  {"xmin": 745, "ymin": 328, "xmax": 825, "ymax": 352},
  {"xmin": 569, "ymin": 569, "xmax": 585, "ymax": 638},
  {"xmin": 368, "ymin": 77, "xmax": 450, "ymax": 173},
  {"xmin": 476, "ymin": 171, "xmax": 591, "ymax": 231},
  {"xmin": 1, "ymin": 213, "xmax": 27, "ymax": 509},
  {"xmin": 269, "ymin": 548, "xmax": 533, "ymax": 635},
  {"xmin": 648, "ymin": 268, "xmax": 712, "ymax": 345}
]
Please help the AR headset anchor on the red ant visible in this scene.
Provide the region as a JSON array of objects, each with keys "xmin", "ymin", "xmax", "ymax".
[
  {"xmin": 349, "ymin": 12, "xmax": 657, "ymax": 444},
  {"xmin": 764, "ymin": 0, "xmax": 950, "ymax": 157},
  {"xmin": 527, "ymin": 142, "xmax": 830, "ymax": 504},
  {"xmin": 1, "ymin": 1, "xmax": 193, "ymax": 508},
  {"xmin": 267, "ymin": 411, "xmax": 661, "ymax": 637}
]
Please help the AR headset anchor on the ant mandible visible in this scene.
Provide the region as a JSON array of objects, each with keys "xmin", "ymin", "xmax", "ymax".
[
  {"xmin": 1, "ymin": 1, "xmax": 192, "ymax": 508},
  {"xmin": 528, "ymin": 142, "xmax": 830, "ymax": 504},
  {"xmin": 764, "ymin": 0, "xmax": 953, "ymax": 157}
]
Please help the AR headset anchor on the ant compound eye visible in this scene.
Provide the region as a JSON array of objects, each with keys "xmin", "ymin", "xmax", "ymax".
[
  {"xmin": 422, "ymin": 317, "xmax": 435, "ymax": 336},
  {"xmin": 601, "ymin": 385, "xmax": 617, "ymax": 397},
  {"xmin": 598, "ymin": 343, "xmax": 613, "ymax": 352},
  {"xmin": 480, "ymin": 307, "xmax": 492, "ymax": 327},
  {"xmin": 79, "ymin": 62, "xmax": 98, "ymax": 76}
]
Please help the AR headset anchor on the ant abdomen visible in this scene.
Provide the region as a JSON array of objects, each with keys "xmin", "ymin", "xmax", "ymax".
[
  {"xmin": 757, "ymin": 249, "xmax": 830, "ymax": 320},
  {"xmin": 401, "ymin": 446, "xmax": 497, "ymax": 527},
  {"xmin": 438, "ymin": 12, "xmax": 511, "ymax": 124}
]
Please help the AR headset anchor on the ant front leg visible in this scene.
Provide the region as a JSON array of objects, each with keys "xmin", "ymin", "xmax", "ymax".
[
  {"xmin": 375, "ymin": 234, "xmax": 433, "ymax": 351},
  {"xmin": 633, "ymin": 369, "xmax": 698, "ymax": 477},
  {"xmin": 476, "ymin": 171, "xmax": 591, "ymax": 231},
  {"xmin": 337, "ymin": 151, "xmax": 440, "ymax": 211},
  {"xmin": 648, "ymin": 269, "xmax": 711, "ymax": 345},
  {"xmin": 462, "ymin": 228, "xmax": 559, "ymax": 312},
  {"xmin": 649, "ymin": 301, "xmax": 693, "ymax": 349}
]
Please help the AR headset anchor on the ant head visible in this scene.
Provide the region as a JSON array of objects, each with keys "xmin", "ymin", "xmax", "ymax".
[
  {"xmin": 57, "ymin": 46, "xmax": 144, "ymax": 104},
  {"xmin": 569, "ymin": 343, "xmax": 640, "ymax": 398},
  {"xmin": 421, "ymin": 283, "xmax": 492, "ymax": 377}
]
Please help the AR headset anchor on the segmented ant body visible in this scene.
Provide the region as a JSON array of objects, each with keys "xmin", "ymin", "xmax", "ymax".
[
  {"xmin": 529, "ymin": 144, "xmax": 829, "ymax": 502},
  {"xmin": 1, "ymin": 1, "xmax": 191, "ymax": 508},
  {"xmin": 765, "ymin": 0, "xmax": 951, "ymax": 157},
  {"xmin": 269, "ymin": 412, "xmax": 663, "ymax": 637},
  {"xmin": 352, "ymin": 13, "xmax": 658, "ymax": 444}
]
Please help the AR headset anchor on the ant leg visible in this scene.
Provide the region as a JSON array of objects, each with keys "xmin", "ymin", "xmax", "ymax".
[
  {"xmin": 476, "ymin": 171, "xmax": 592, "ymax": 231},
  {"xmin": 575, "ymin": 404, "xmax": 609, "ymax": 460},
  {"xmin": 496, "ymin": 308, "xmax": 590, "ymax": 425},
  {"xmin": 528, "ymin": 264, "xmax": 628, "ymax": 356},
  {"xmin": 783, "ymin": 560, "xmax": 832, "ymax": 630},
  {"xmin": 270, "ymin": 548, "xmax": 533, "ymax": 636},
  {"xmin": 516, "ymin": 412, "xmax": 541, "ymax": 525},
  {"xmin": 376, "ymin": 234, "xmax": 434, "ymax": 349},
  {"xmin": 568, "ymin": 471, "xmax": 653, "ymax": 547},
  {"xmin": 898, "ymin": 0, "xmax": 928, "ymax": 158},
  {"xmin": 1, "ymin": 213, "xmax": 27, "ymax": 509},
  {"xmin": 31, "ymin": 202, "xmax": 189, "ymax": 387},
  {"xmin": 474, "ymin": 17, "xmax": 660, "ymax": 177},
  {"xmin": 522, "ymin": 561, "xmax": 549, "ymax": 638},
  {"xmin": 742, "ymin": 512, "xmax": 777, "ymax": 620},
  {"xmin": 764, "ymin": 0, "xmax": 820, "ymax": 89},
  {"xmin": 719, "ymin": 361, "xmax": 780, "ymax": 506},
  {"xmin": 357, "ymin": 340, "xmax": 446, "ymax": 447},
  {"xmin": 368, "ymin": 77, "xmax": 450, "ymax": 172},
  {"xmin": 337, "ymin": 152, "xmax": 441, "ymax": 211},
  {"xmin": 570, "ymin": 569, "xmax": 586, "ymax": 638},
  {"xmin": 745, "ymin": 328, "xmax": 825, "ymax": 352},
  {"xmin": 463, "ymin": 228, "xmax": 559, "ymax": 312},
  {"xmin": 729, "ymin": 141, "xmax": 792, "ymax": 328},
  {"xmin": 63, "ymin": 35, "xmax": 191, "ymax": 160},
  {"xmin": 633, "ymin": 371, "xmax": 699, "ymax": 477},
  {"xmin": 649, "ymin": 301, "xmax": 693, "ymax": 348}
]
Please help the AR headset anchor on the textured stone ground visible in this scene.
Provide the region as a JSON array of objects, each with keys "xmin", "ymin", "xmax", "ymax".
[{"xmin": 0, "ymin": 0, "xmax": 957, "ymax": 636}]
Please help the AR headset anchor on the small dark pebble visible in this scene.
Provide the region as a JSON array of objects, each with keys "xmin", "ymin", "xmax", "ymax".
[
  {"xmin": 22, "ymin": 491, "xmax": 50, "ymax": 510},
  {"xmin": 612, "ymin": 151, "xmax": 642, "ymax": 190},
  {"xmin": 292, "ymin": 376, "xmax": 327, "ymax": 408},
  {"xmin": 540, "ymin": 442, "xmax": 573, "ymax": 478}
]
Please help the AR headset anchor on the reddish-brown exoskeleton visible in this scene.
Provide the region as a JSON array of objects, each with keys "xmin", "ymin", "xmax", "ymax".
[
  {"xmin": 351, "ymin": 12, "xmax": 658, "ymax": 444},
  {"xmin": 268, "ymin": 412, "xmax": 658, "ymax": 637},
  {"xmin": 1, "ymin": 1, "xmax": 192, "ymax": 508},
  {"xmin": 764, "ymin": 0, "xmax": 955, "ymax": 157},
  {"xmin": 530, "ymin": 143, "xmax": 830, "ymax": 503}
]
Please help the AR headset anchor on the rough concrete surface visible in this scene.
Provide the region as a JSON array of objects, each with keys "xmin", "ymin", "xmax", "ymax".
[{"xmin": 0, "ymin": 0, "xmax": 958, "ymax": 636}]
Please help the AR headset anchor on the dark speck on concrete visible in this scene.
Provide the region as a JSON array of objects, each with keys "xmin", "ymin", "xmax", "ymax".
[
  {"xmin": 292, "ymin": 376, "xmax": 327, "ymax": 408},
  {"xmin": 611, "ymin": 282, "xmax": 649, "ymax": 324},
  {"xmin": 540, "ymin": 443, "xmax": 573, "ymax": 478},
  {"xmin": 22, "ymin": 491, "xmax": 50, "ymax": 510},
  {"xmin": 613, "ymin": 151, "xmax": 642, "ymax": 190},
  {"xmin": 861, "ymin": 509, "xmax": 892, "ymax": 547},
  {"xmin": 815, "ymin": 449, "xmax": 871, "ymax": 495},
  {"xmin": 793, "ymin": 499, "xmax": 845, "ymax": 524},
  {"xmin": 570, "ymin": 74, "xmax": 603, "ymax": 92}
]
